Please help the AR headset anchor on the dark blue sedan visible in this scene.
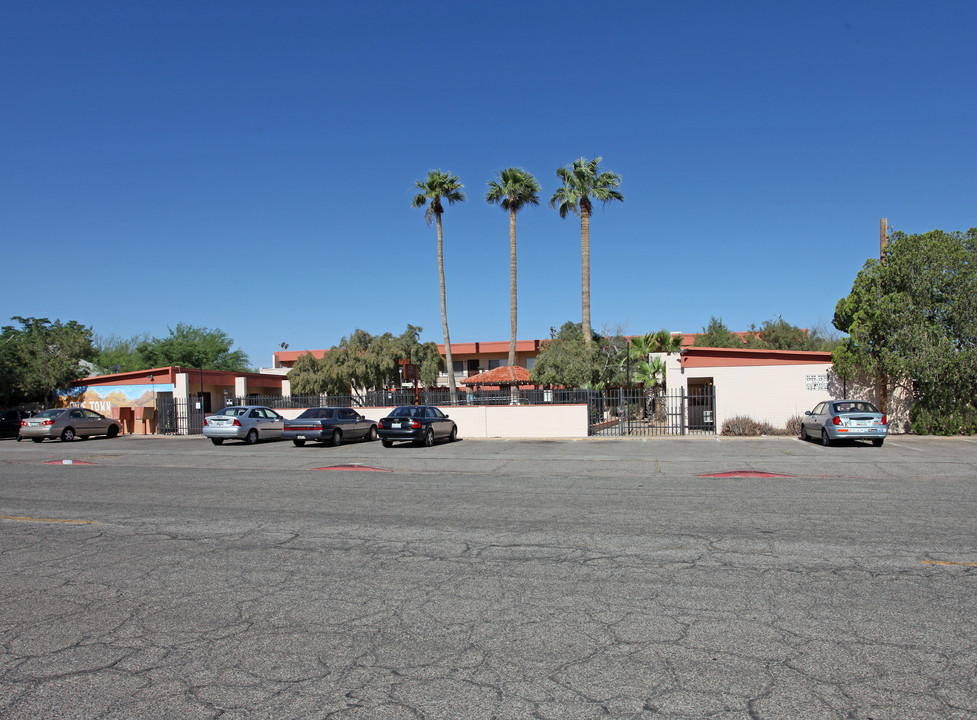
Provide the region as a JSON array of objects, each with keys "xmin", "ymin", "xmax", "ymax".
[{"xmin": 377, "ymin": 405, "xmax": 458, "ymax": 447}]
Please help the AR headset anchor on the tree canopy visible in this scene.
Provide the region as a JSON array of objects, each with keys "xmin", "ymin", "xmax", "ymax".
[
  {"xmin": 833, "ymin": 227, "xmax": 977, "ymax": 434},
  {"xmin": 0, "ymin": 316, "xmax": 97, "ymax": 405},
  {"xmin": 287, "ymin": 325, "xmax": 443, "ymax": 398},
  {"xmin": 692, "ymin": 316, "xmax": 838, "ymax": 351},
  {"xmin": 92, "ymin": 325, "xmax": 251, "ymax": 373}
]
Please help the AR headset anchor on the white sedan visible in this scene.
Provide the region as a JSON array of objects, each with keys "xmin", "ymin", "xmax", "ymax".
[{"xmin": 203, "ymin": 405, "xmax": 285, "ymax": 445}]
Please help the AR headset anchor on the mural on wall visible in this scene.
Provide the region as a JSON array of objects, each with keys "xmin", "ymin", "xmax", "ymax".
[{"xmin": 59, "ymin": 384, "xmax": 175, "ymax": 414}]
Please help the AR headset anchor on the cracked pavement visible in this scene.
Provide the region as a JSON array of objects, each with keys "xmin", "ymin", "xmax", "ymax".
[{"xmin": 1, "ymin": 435, "xmax": 976, "ymax": 718}]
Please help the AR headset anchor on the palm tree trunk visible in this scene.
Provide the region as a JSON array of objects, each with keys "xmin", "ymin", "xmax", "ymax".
[
  {"xmin": 508, "ymin": 206, "xmax": 518, "ymax": 367},
  {"xmin": 436, "ymin": 213, "xmax": 457, "ymax": 403},
  {"xmin": 581, "ymin": 205, "xmax": 591, "ymax": 346}
]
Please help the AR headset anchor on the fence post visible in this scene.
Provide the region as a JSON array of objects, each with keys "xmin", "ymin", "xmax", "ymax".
[{"xmin": 681, "ymin": 388, "xmax": 687, "ymax": 436}]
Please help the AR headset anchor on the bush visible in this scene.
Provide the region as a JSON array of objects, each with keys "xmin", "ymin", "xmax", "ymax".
[
  {"xmin": 783, "ymin": 414, "xmax": 804, "ymax": 437},
  {"xmin": 721, "ymin": 415, "xmax": 773, "ymax": 436},
  {"xmin": 911, "ymin": 403, "xmax": 977, "ymax": 435}
]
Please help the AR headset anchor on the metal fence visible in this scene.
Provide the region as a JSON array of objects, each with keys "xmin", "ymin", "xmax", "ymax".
[
  {"xmin": 588, "ymin": 386, "xmax": 716, "ymax": 436},
  {"xmin": 156, "ymin": 397, "xmax": 205, "ymax": 435},
  {"xmin": 224, "ymin": 388, "xmax": 594, "ymax": 409},
  {"xmin": 153, "ymin": 386, "xmax": 715, "ymax": 437}
]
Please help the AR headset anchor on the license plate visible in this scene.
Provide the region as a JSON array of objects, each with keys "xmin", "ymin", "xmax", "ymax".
[
  {"xmin": 297, "ymin": 435, "xmax": 306, "ymax": 440},
  {"xmin": 29, "ymin": 421, "xmax": 40, "ymax": 427},
  {"xmin": 391, "ymin": 422, "xmax": 401, "ymax": 429}
]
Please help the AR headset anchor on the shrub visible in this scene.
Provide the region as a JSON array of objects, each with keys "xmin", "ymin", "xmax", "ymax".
[
  {"xmin": 911, "ymin": 403, "xmax": 977, "ymax": 435},
  {"xmin": 721, "ymin": 415, "xmax": 773, "ymax": 436},
  {"xmin": 783, "ymin": 414, "xmax": 804, "ymax": 437}
]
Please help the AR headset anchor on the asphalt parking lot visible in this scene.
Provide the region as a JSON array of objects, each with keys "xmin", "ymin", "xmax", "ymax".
[{"xmin": 1, "ymin": 434, "xmax": 976, "ymax": 719}]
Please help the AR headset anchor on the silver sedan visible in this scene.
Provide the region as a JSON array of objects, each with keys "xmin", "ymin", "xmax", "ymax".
[
  {"xmin": 202, "ymin": 406, "xmax": 285, "ymax": 445},
  {"xmin": 801, "ymin": 399, "xmax": 888, "ymax": 447},
  {"xmin": 19, "ymin": 407, "xmax": 122, "ymax": 443}
]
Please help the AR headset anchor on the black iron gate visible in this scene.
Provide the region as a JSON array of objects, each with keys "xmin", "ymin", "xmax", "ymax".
[
  {"xmin": 588, "ymin": 386, "xmax": 716, "ymax": 436},
  {"xmin": 155, "ymin": 397, "xmax": 205, "ymax": 435}
]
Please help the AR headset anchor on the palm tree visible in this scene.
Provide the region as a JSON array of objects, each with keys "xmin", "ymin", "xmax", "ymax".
[
  {"xmin": 413, "ymin": 170, "xmax": 465, "ymax": 402},
  {"xmin": 550, "ymin": 156, "xmax": 624, "ymax": 346},
  {"xmin": 485, "ymin": 168, "xmax": 541, "ymax": 367}
]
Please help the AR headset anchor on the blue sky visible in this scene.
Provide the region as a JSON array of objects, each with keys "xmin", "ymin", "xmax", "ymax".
[{"xmin": 3, "ymin": 1, "xmax": 975, "ymax": 369}]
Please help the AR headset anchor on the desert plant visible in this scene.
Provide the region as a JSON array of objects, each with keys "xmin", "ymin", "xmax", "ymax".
[
  {"xmin": 721, "ymin": 415, "xmax": 773, "ymax": 436},
  {"xmin": 783, "ymin": 414, "xmax": 804, "ymax": 437}
]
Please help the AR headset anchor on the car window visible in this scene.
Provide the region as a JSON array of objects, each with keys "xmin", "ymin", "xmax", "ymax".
[
  {"xmin": 84, "ymin": 410, "xmax": 102, "ymax": 419},
  {"xmin": 391, "ymin": 407, "xmax": 413, "ymax": 417},
  {"xmin": 340, "ymin": 409, "xmax": 355, "ymax": 419},
  {"xmin": 70, "ymin": 409, "xmax": 85, "ymax": 419},
  {"xmin": 248, "ymin": 409, "xmax": 261, "ymax": 418},
  {"xmin": 430, "ymin": 407, "xmax": 445, "ymax": 418},
  {"xmin": 37, "ymin": 409, "xmax": 64, "ymax": 418},
  {"xmin": 217, "ymin": 407, "xmax": 247, "ymax": 416}
]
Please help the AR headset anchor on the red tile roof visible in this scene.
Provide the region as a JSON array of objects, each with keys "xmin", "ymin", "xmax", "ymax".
[{"xmin": 461, "ymin": 365, "xmax": 533, "ymax": 386}]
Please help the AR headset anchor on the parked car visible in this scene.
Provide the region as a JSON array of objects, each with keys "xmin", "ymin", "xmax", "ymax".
[
  {"xmin": 801, "ymin": 399, "xmax": 888, "ymax": 447},
  {"xmin": 1, "ymin": 409, "xmax": 31, "ymax": 439},
  {"xmin": 377, "ymin": 405, "xmax": 458, "ymax": 447},
  {"xmin": 202, "ymin": 405, "xmax": 285, "ymax": 445},
  {"xmin": 19, "ymin": 407, "xmax": 121, "ymax": 443},
  {"xmin": 282, "ymin": 407, "xmax": 379, "ymax": 446}
]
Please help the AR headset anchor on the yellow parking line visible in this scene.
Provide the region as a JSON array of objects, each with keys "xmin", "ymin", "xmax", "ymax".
[
  {"xmin": 922, "ymin": 560, "xmax": 977, "ymax": 567},
  {"xmin": 0, "ymin": 515, "xmax": 97, "ymax": 525}
]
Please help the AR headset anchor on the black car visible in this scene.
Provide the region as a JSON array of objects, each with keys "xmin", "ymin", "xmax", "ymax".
[
  {"xmin": 282, "ymin": 407, "xmax": 379, "ymax": 447},
  {"xmin": 1, "ymin": 409, "xmax": 30, "ymax": 439},
  {"xmin": 377, "ymin": 405, "xmax": 458, "ymax": 447}
]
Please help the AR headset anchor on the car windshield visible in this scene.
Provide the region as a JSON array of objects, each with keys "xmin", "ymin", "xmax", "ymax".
[
  {"xmin": 833, "ymin": 402, "xmax": 879, "ymax": 414},
  {"xmin": 36, "ymin": 408, "xmax": 65, "ymax": 418},
  {"xmin": 214, "ymin": 407, "xmax": 248, "ymax": 417},
  {"xmin": 298, "ymin": 408, "xmax": 333, "ymax": 419},
  {"xmin": 390, "ymin": 406, "xmax": 421, "ymax": 418}
]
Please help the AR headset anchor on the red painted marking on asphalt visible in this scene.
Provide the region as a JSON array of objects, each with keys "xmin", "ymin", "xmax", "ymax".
[
  {"xmin": 43, "ymin": 460, "xmax": 96, "ymax": 465},
  {"xmin": 698, "ymin": 471, "xmax": 795, "ymax": 478},
  {"xmin": 314, "ymin": 465, "xmax": 391, "ymax": 472}
]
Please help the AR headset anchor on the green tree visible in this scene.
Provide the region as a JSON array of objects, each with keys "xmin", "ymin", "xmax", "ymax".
[
  {"xmin": 693, "ymin": 317, "xmax": 748, "ymax": 348},
  {"xmin": 0, "ymin": 316, "xmax": 96, "ymax": 405},
  {"xmin": 551, "ymin": 157, "xmax": 624, "ymax": 347},
  {"xmin": 530, "ymin": 322, "xmax": 597, "ymax": 388},
  {"xmin": 137, "ymin": 323, "xmax": 251, "ymax": 372},
  {"xmin": 413, "ymin": 170, "xmax": 465, "ymax": 401},
  {"xmin": 286, "ymin": 326, "xmax": 443, "ymax": 398},
  {"xmin": 486, "ymin": 168, "xmax": 541, "ymax": 367},
  {"xmin": 93, "ymin": 333, "xmax": 152, "ymax": 374},
  {"xmin": 833, "ymin": 227, "xmax": 977, "ymax": 434}
]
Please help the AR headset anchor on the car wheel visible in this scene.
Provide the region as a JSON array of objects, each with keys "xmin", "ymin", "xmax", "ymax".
[
  {"xmin": 31, "ymin": 437, "xmax": 44, "ymax": 443},
  {"xmin": 381, "ymin": 438, "xmax": 393, "ymax": 448},
  {"xmin": 449, "ymin": 425, "xmax": 458, "ymax": 442},
  {"xmin": 423, "ymin": 428, "xmax": 434, "ymax": 447},
  {"xmin": 107, "ymin": 425, "xmax": 119, "ymax": 438},
  {"xmin": 800, "ymin": 425, "xmax": 809, "ymax": 441},
  {"xmin": 245, "ymin": 429, "xmax": 259, "ymax": 445},
  {"xmin": 292, "ymin": 439, "xmax": 306, "ymax": 447},
  {"xmin": 368, "ymin": 425, "xmax": 378, "ymax": 441},
  {"xmin": 60, "ymin": 427, "xmax": 75, "ymax": 442},
  {"xmin": 821, "ymin": 429, "xmax": 831, "ymax": 447},
  {"xmin": 211, "ymin": 438, "xmax": 224, "ymax": 445},
  {"xmin": 872, "ymin": 438, "xmax": 884, "ymax": 447},
  {"xmin": 330, "ymin": 428, "xmax": 342, "ymax": 446}
]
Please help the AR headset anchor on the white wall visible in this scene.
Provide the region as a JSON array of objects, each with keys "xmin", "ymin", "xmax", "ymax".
[
  {"xmin": 665, "ymin": 354, "xmax": 836, "ymax": 430},
  {"xmin": 280, "ymin": 405, "xmax": 590, "ymax": 438}
]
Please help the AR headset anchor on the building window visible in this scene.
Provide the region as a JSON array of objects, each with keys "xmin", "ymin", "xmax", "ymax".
[
  {"xmin": 488, "ymin": 359, "xmax": 506, "ymax": 370},
  {"xmin": 452, "ymin": 360, "xmax": 464, "ymax": 374},
  {"xmin": 525, "ymin": 358, "xmax": 535, "ymax": 370}
]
